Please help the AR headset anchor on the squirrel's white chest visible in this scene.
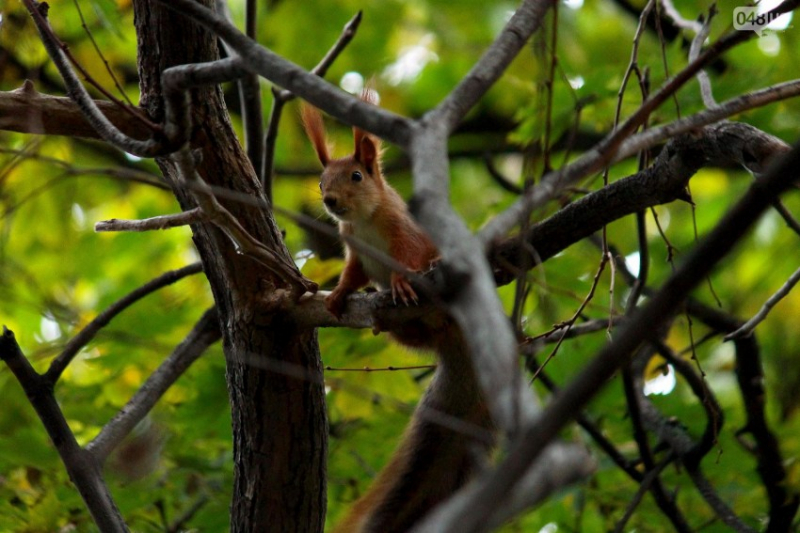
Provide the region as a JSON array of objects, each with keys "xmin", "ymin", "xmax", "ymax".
[{"xmin": 351, "ymin": 223, "xmax": 392, "ymax": 288}]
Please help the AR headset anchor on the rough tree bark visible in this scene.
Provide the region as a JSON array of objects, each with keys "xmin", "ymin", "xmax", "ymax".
[{"xmin": 132, "ymin": 1, "xmax": 326, "ymax": 530}]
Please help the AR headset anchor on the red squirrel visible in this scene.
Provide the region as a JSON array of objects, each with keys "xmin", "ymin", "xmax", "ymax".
[{"xmin": 303, "ymin": 91, "xmax": 493, "ymax": 533}]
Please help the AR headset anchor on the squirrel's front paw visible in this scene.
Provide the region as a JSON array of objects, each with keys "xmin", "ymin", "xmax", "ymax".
[
  {"xmin": 391, "ymin": 272, "xmax": 419, "ymax": 306},
  {"xmin": 325, "ymin": 289, "xmax": 348, "ymax": 319}
]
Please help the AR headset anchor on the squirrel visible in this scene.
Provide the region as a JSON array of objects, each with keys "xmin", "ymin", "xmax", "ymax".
[{"xmin": 302, "ymin": 91, "xmax": 493, "ymax": 533}]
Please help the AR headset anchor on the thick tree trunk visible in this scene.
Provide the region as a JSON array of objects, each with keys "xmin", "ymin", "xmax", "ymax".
[{"xmin": 132, "ymin": 1, "xmax": 327, "ymax": 531}]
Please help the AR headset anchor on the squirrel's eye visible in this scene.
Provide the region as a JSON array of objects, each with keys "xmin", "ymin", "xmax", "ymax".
[{"xmin": 351, "ymin": 171, "xmax": 363, "ymax": 182}]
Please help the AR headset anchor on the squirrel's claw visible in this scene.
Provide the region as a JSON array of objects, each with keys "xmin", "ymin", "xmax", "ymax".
[
  {"xmin": 391, "ymin": 272, "xmax": 418, "ymax": 306},
  {"xmin": 325, "ymin": 289, "xmax": 348, "ymax": 319}
]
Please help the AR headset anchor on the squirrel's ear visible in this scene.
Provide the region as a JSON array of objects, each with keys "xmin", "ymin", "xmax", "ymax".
[
  {"xmin": 301, "ymin": 104, "xmax": 330, "ymax": 166},
  {"xmin": 358, "ymin": 135, "xmax": 380, "ymax": 175}
]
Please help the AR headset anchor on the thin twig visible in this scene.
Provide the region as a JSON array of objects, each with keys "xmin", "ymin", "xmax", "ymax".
[
  {"xmin": 171, "ymin": 147, "xmax": 317, "ymax": 295},
  {"xmin": 430, "ymin": 0, "xmax": 555, "ymax": 133},
  {"xmin": 325, "ymin": 364, "xmax": 437, "ymax": 372},
  {"xmin": 95, "ymin": 208, "xmax": 205, "ymax": 232},
  {"xmin": 217, "ymin": 0, "xmax": 264, "ymax": 182},
  {"xmin": 689, "ymin": 7, "xmax": 718, "ymax": 108},
  {"xmin": 70, "ymin": 0, "xmax": 136, "ymax": 108},
  {"xmin": 725, "ymin": 264, "xmax": 800, "ymax": 340},
  {"xmin": 612, "ymin": 455, "xmax": 676, "ymax": 533}
]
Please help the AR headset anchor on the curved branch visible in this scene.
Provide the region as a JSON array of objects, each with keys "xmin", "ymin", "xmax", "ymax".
[
  {"xmin": 491, "ymin": 122, "xmax": 791, "ymax": 285},
  {"xmin": 45, "ymin": 263, "xmax": 204, "ymax": 384},
  {"xmin": 21, "ymin": 0, "xmax": 180, "ymax": 156},
  {"xmin": 480, "ymin": 68, "xmax": 800, "ymax": 245}
]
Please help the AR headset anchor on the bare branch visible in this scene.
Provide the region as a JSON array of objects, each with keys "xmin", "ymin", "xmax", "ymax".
[
  {"xmin": 0, "ymin": 327, "xmax": 128, "ymax": 532},
  {"xmin": 660, "ymin": 0, "xmax": 702, "ymax": 32},
  {"xmin": 216, "ymin": 0, "xmax": 264, "ymax": 181},
  {"xmin": 45, "ymin": 263, "xmax": 204, "ymax": 384},
  {"xmin": 0, "ymin": 82, "xmax": 153, "ymax": 140},
  {"xmin": 429, "ymin": 0, "xmax": 554, "ymax": 133},
  {"xmin": 689, "ymin": 7, "xmax": 718, "ymax": 108},
  {"xmin": 491, "ymin": 120, "xmax": 794, "ymax": 282},
  {"xmin": 95, "ymin": 208, "xmax": 205, "ymax": 232},
  {"xmin": 480, "ymin": 69, "xmax": 800, "ymax": 245},
  {"xmin": 0, "ymin": 146, "xmax": 169, "ymax": 189},
  {"xmin": 87, "ymin": 308, "xmax": 220, "ymax": 463},
  {"xmin": 171, "ymin": 148, "xmax": 318, "ymax": 295},
  {"xmin": 725, "ymin": 265, "xmax": 800, "ymax": 340}
]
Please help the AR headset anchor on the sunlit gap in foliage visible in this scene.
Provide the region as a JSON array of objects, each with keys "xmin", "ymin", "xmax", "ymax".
[
  {"xmin": 340, "ymin": 71, "xmax": 364, "ymax": 94},
  {"xmin": 568, "ymin": 75, "xmax": 585, "ymax": 89},
  {"xmin": 564, "ymin": 0, "xmax": 584, "ymax": 10},
  {"xmin": 758, "ymin": 33, "xmax": 782, "ymax": 56},
  {"xmin": 124, "ymin": 152, "xmax": 142, "ymax": 163},
  {"xmin": 71, "ymin": 203, "xmax": 87, "ymax": 230},
  {"xmin": 755, "ymin": 210, "xmax": 780, "ymax": 246},
  {"xmin": 644, "ymin": 364, "xmax": 677, "ymax": 396},
  {"xmin": 38, "ymin": 315, "xmax": 61, "ymax": 343},
  {"xmin": 383, "ymin": 34, "xmax": 438, "ymax": 86},
  {"xmin": 294, "ymin": 249, "xmax": 315, "ymax": 270},
  {"xmin": 538, "ymin": 522, "xmax": 558, "ymax": 533},
  {"xmin": 625, "ymin": 252, "xmax": 641, "ymax": 278}
]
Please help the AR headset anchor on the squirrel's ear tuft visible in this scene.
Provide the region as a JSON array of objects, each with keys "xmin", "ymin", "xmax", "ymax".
[
  {"xmin": 352, "ymin": 86, "xmax": 381, "ymax": 173},
  {"xmin": 301, "ymin": 104, "xmax": 330, "ymax": 166}
]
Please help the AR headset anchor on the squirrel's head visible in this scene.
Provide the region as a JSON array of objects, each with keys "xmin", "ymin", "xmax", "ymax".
[{"xmin": 301, "ymin": 90, "xmax": 385, "ymax": 222}]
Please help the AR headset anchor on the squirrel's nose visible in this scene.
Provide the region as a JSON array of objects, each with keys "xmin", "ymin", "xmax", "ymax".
[{"xmin": 324, "ymin": 196, "xmax": 337, "ymax": 209}]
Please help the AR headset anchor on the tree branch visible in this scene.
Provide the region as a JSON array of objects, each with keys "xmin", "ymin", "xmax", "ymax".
[
  {"xmin": 20, "ymin": 0, "xmax": 181, "ymax": 156},
  {"xmin": 170, "ymin": 148, "xmax": 317, "ymax": 295},
  {"xmin": 87, "ymin": 307, "xmax": 220, "ymax": 463},
  {"xmin": 413, "ymin": 136, "xmax": 800, "ymax": 533},
  {"xmin": 689, "ymin": 305, "xmax": 800, "ymax": 531},
  {"xmin": 0, "ymin": 81, "xmax": 153, "ymax": 140},
  {"xmin": 0, "ymin": 327, "xmax": 128, "ymax": 533},
  {"xmin": 491, "ymin": 122, "xmax": 790, "ymax": 286},
  {"xmin": 480, "ymin": 68, "xmax": 800, "ymax": 245},
  {"xmin": 724, "ymin": 264, "xmax": 800, "ymax": 340}
]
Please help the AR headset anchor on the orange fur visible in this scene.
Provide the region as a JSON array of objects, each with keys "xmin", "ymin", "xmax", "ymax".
[
  {"xmin": 302, "ymin": 104, "xmax": 330, "ymax": 166},
  {"xmin": 302, "ymin": 93, "xmax": 492, "ymax": 533}
]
